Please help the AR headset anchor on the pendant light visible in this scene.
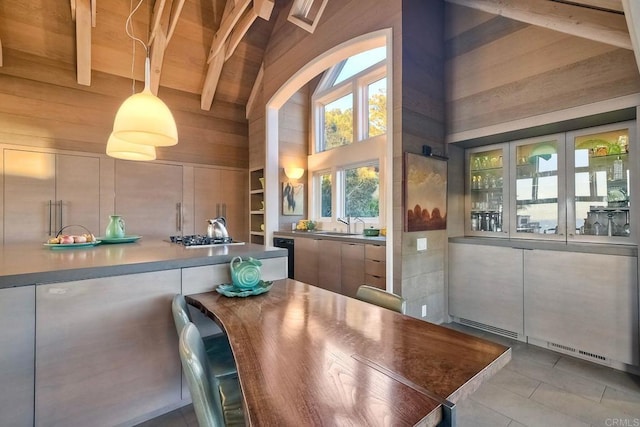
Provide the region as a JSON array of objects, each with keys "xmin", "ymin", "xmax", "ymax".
[
  {"xmin": 107, "ymin": 0, "xmax": 178, "ymax": 160},
  {"xmin": 106, "ymin": 133, "xmax": 156, "ymax": 161}
]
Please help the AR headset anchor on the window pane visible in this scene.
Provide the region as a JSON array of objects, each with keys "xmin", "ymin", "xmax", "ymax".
[
  {"xmin": 345, "ymin": 165, "xmax": 379, "ymax": 217},
  {"xmin": 323, "ymin": 94, "xmax": 353, "ymax": 151},
  {"xmin": 321, "ymin": 173, "xmax": 332, "ymax": 217},
  {"xmin": 368, "ymin": 78, "xmax": 387, "ymax": 138},
  {"xmin": 335, "ymin": 46, "xmax": 386, "ymax": 85}
]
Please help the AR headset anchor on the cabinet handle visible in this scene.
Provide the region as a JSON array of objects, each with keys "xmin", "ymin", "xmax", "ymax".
[
  {"xmin": 58, "ymin": 200, "xmax": 63, "ymax": 233},
  {"xmin": 223, "ymin": 203, "xmax": 227, "ymax": 218},
  {"xmin": 216, "ymin": 203, "xmax": 220, "ymax": 217},
  {"xmin": 176, "ymin": 203, "xmax": 182, "ymax": 232},
  {"xmin": 48, "ymin": 200, "xmax": 53, "ymax": 236}
]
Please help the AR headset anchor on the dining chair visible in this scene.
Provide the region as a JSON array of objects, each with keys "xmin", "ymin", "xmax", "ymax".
[
  {"xmin": 355, "ymin": 285, "xmax": 406, "ymax": 314},
  {"xmin": 179, "ymin": 322, "xmax": 246, "ymax": 427},
  {"xmin": 172, "ymin": 294, "xmax": 237, "ymax": 378}
]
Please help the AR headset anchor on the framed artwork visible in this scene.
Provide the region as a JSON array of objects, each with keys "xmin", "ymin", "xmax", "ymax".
[
  {"xmin": 404, "ymin": 152, "xmax": 447, "ymax": 231},
  {"xmin": 282, "ymin": 182, "xmax": 304, "ymax": 215}
]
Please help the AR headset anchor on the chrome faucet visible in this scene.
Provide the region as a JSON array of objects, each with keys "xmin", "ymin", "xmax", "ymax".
[{"xmin": 337, "ymin": 216, "xmax": 351, "ymax": 233}]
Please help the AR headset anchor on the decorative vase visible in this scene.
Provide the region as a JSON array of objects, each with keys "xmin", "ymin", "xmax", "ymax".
[
  {"xmin": 105, "ymin": 215, "xmax": 126, "ymax": 239},
  {"xmin": 230, "ymin": 256, "xmax": 262, "ymax": 289}
]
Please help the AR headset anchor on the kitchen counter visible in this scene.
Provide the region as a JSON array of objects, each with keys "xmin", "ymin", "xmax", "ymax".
[
  {"xmin": 273, "ymin": 230, "xmax": 386, "ymax": 245},
  {"xmin": 0, "ymin": 239, "xmax": 287, "ymax": 288}
]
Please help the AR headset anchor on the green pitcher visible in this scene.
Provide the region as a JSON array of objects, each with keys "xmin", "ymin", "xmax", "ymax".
[
  {"xmin": 105, "ymin": 215, "xmax": 126, "ymax": 239},
  {"xmin": 230, "ymin": 256, "xmax": 262, "ymax": 289}
]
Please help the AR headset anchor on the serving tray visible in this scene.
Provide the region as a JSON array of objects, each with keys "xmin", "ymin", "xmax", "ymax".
[
  {"xmin": 96, "ymin": 235, "xmax": 142, "ymax": 244},
  {"xmin": 216, "ymin": 281, "xmax": 273, "ymax": 297},
  {"xmin": 43, "ymin": 241, "xmax": 102, "ymax": 250}
]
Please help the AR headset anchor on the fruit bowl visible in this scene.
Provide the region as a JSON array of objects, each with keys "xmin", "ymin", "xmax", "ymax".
[{"xmin": 44, "ymin": 225, "xmax": 100, "ymax": 248}]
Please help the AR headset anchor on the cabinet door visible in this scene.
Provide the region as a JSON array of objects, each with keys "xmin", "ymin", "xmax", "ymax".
[
  {"xmin": 341, "ymin": 242, "xmax": 364, "ymax": 298},
  {"xmin": 294, "ymin": 237, "xmax": 318, "ymax": 285},
  {"xmin": 510, "ymin": 134, "xmax": 566, "ymax": 240},
  {"xmin": 57, "ymin": 154, "xmax": 100, "ymax": 235},
  {"xmin": 524, "ymin": 250, "xmax": 639, "ymax": 365},
  {"xmin": 4, "ymin": 149, "xmax": 55, "ymax": 243},
  {"xmin": 35, "ymin": 270, "xmax": 182, "ymax": 426},
  {"xmin": 194, "ymin": 168, "xmax": 247, "ymax": 241},
  {"xmin": 115, "ymin": 160, "xmax": 183, "ymax": 238},
  {"xmin": 318, "ymin": 239, "xmax": 341, "ymax": 293},
  {"xmin": 466, "ymin": 144, "xmax": 509, "ymax": 237},
  {"xmin": 0, "ymin": 286, "xmax": 35, "ymax": 427},
  {"xmin": 566, "ymin": 122, "xmax": 636, "ymax": 244},
  {"xmin": 448, "ymin": 243, "xmax": 524, "ymax": 335}
]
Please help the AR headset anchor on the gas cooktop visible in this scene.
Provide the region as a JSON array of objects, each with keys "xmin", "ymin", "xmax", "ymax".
[{"xmin": 169, "ymin": 235, "xmax": 245, "ymax": 248}]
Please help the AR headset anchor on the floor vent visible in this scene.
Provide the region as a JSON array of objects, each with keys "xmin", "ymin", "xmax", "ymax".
[
  {"xmin": 549, "ymin": 342, "xmax": 576, "ymax": 353},
  {"xmin": 458, "ymin": 318, "xmax": 519, "ymax": 339},
  {"xmin": 547, "ymin": 342, "xmax": 608, "ymax": 363},
  {"xmin": 579, "ymin": 349, "xmax": 607, "ymax": 361}
]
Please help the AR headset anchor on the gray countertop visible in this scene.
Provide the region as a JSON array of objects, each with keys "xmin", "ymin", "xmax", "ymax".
[
  {"xmin": 0, "ymin": 239, "xmax": 287, "ymax": 288},
  {"xmin": 273, "ymin": 230, "xmax": 386, "ymax": 245}
]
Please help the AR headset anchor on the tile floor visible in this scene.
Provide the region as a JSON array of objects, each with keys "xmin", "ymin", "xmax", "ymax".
[{"xmin": 138, "ymin": 323, "xmax": 640, "ymax": 427}]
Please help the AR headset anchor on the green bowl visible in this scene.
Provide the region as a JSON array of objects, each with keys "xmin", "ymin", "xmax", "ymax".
[{"xmin": 363, "ymin": 228, "xmax": 380, "ymax": 236}]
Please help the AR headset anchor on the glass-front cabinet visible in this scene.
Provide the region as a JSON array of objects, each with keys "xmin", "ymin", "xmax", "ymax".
[
  {"xmin": 510, "ymin": 134, "xmax": 566, "ymax": 241},
  {"xmin": 464, "ymin": 120, "xmax": 636, "ymax": 243},
  {"xmin": 567, "ymin": 124, "xmax": 633, "ymax": 243},
  {"xmin": 466, "ymin": 144, "xmax": 509, "ymax": 236}
]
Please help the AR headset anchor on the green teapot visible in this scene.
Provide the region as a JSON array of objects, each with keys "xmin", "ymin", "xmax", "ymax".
[{"xmin": 230, "ymin": 256, "xmax": 262, "ymax": 289}]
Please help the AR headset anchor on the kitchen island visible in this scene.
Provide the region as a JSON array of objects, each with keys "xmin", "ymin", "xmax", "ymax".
[{"xmin": 0, "ymin": 239, "xmax": 287, "ymax": 427}]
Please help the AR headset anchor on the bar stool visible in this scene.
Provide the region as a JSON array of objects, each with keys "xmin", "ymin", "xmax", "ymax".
[
  {"xmin": 180, "ymin": 322, "xmax": 246, "ymax": 427},
  {"xmin": 355, "ymin": 285, "xmax": 406, "ymax": 314},
  {"xmin": 172, "ymin": 294, "xmax": 237, "ymax": 378}
]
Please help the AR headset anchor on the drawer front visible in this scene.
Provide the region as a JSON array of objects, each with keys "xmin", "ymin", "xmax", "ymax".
[
  {"xmin": 365, "ymin": 244, "xmax": 385, "ymax": 261},
  {"xmin": 365, "ymin": 259, "xmax": 385, "ymax": 277},
  {"xmin": 364, "ymin": 274, "xmax": 385, "ymax": 289}
]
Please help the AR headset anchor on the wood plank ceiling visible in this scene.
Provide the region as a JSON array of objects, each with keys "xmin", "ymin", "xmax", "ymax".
[{"xmin": 0, "ymin": 0, "xmax": 637, "ymax": 115}]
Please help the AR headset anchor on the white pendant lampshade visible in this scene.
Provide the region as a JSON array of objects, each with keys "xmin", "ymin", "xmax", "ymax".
[
  {"xmin": 111, "ymin": 57, "xmax": 178, "ymax": 147},
  {"xmin": 106, "ymin": 133, "xmax": 156, "ymax": 161}
]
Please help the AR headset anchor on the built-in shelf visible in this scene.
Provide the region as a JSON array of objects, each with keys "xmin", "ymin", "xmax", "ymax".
[{"xmin": 249, "ymin": 168, "xmax": 265, "ymax": 246}]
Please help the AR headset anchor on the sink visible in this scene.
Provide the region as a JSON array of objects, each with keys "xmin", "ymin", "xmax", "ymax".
[{"xmin": 314, "ymin": 231, "xmax": 360, "ymax": 236}]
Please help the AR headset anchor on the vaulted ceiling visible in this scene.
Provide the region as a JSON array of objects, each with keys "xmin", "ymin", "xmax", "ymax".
[{"xmin": 0, "ymin": 0, "xmax": 638, "ymax": 116}]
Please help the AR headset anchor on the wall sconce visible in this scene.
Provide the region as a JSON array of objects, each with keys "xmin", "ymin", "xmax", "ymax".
[{"xmin": 284, "ymin": 167, "xmax": 305, "ymax": 180}]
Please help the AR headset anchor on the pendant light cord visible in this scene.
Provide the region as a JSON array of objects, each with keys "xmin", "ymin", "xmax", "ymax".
[{"xmin": 126, "ymin": 0, "xmax": 148, "ymax": 93}]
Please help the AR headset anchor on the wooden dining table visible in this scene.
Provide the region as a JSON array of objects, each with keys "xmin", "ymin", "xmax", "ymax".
[{"xmin": 187, "ymin": 279, "xmax": 511, "ymax": 426}]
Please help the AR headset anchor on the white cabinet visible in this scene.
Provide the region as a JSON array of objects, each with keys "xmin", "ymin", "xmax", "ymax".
[
  {"xmin": 524, "ymin": 250, "xmax": 639, "ymax": 365},
  {"xmin": 0, "ymin": 286, "xmax": 35, "ymax": 427},
  {"xmin": 448, "ymin": 243, "xmax": 524, "ymax": 336},
  {"xmin": 3, "ymin": 149, "xmax": 100, "ymax": 243},
  {"xmin": 194, "ymin": 167, "xmax": 247, "ymax": 242},
  {"xmin": 115, "ymin": 160, "xmax": 183, "ymax": 238},
  {"xmin": 35, "ymin": 270, "xmax": 182, "ymax": 427}
]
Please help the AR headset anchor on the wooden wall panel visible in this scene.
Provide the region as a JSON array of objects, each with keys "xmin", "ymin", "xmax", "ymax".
[
  {"xmin": 445, "ymin": 3, "xmax": 640, "ymax": 139},
  {"xmin": 0, "ymin": 49, "xmax": 249, "ymax": 167}
]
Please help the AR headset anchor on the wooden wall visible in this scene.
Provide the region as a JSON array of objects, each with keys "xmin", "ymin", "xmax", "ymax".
[
  {"xmin": 0, "ymin": 48, "xmax": 249, "ymax": 167},
  {"xmin": 278, "ymin": 86, "xmax": 309, "ymax": 230},
  {"xmin": 444, "ymin": 3, "xmax": 640, "ymax": 140}
]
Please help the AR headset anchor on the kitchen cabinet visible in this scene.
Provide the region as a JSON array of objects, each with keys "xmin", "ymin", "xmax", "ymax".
[
  {"xmin": 115, "ymin": 160, "xmax": 183, "ymax": 238},
  {"xmin": 3, "ymin": 149, "xmax": 100, "ymax": 243},
  {"xmin": 448, "ymin": 243, "xmax": 524, "ymax": 337},
  {"xmin": 364, "ymin": 243, "xmax": 386, "ymax": 289},
  {"xmin": 249, "ymin": 168, "xmax": 265, "ymax": 245},
  {"xmin": 0, "ymin": 286, "xmax": 35, "ymax": 427},
  {"xmin": 294, "ymin": 236, "xmax": 319, "ymax": 285},
  {"xmin": 317, "ymin": 239, "xmax": 342, "ymax": 293},
  {"xmin": 464, "ymin": 121, "xmax": 636, "ymax": 244},
  {"xmin": 524, "ymin": 250, "xmax": 639, "ymax": 366},
  {"xmin": 194, "ymin": 167, "xmax": 247, "ymax": 242},
  {"xmin": 35, "ymin": 270, "xmax": 182, "ymax": 427},
  {"xmin": 341, "ymin": 242, "xmax": 365, "ymax": 298}
]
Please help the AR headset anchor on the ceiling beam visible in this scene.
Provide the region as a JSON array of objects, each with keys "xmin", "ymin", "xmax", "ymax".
[
  {"xmin": 75, "ymin": 0, "xmax": 92, "ymax": 86},
  {"xmin": 254, "ymin": 0, "xmax": 275, "ymax": 20},
  {"xmin": 446, "ymin": 0, "xmax": 632, "ymax": 49},
  {"xmin": 0, "ymin": 38, "xmax": 3, "ymax": 67},
  {"xmin": 149, "ymin": 0, "xmax": 186, "ymax": 95},
  {"xmin": 622, "ymin": 0, "xmax": 640, "ymax": 75},
  {"xmin": 207, "ymin": 0, "xmax": 251, "ymax": 63},
  {"xmin": 246, "ymin": 63, "xmax": 264, "ymax": 119},
  {"xmin": 225, "ymin": 7, "xmax": 259, "ymax": 60}
]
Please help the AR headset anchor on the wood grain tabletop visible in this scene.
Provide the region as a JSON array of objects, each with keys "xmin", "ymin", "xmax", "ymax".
[{"xmin": 187, "ymin": 279, "xmax": 510, "ymax": 426}]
